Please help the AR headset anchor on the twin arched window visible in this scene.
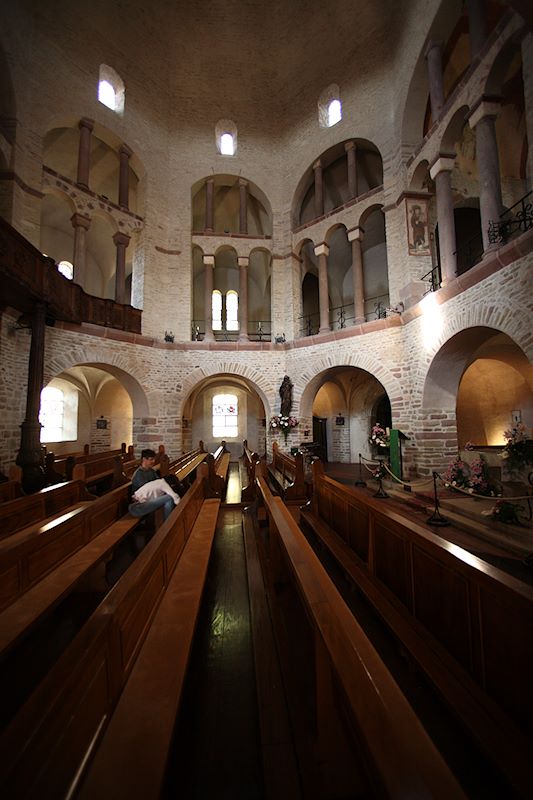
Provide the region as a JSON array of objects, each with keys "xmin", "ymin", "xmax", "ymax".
[{"xmin": 212, "ymin": 290, "xmax": 239, "ymax": 331}]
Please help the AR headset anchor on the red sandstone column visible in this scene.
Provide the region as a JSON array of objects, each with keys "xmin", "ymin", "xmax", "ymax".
[
  {"xmin": 70, "ymin": 213, "xmax": 91, "ymax": 288},
  {"xmin": 345, "ymin": 141, "xmax": 357, "ymax": 199},
  {"xmin": 238, "ymin": 256, "xmax": 249, "ymax": 341},
  {"xmin": 425, "ymin": 41, "xmax": 445, "ymax": 120},
  {"xmin": 313, "ymin": 159, "xmax": 324, "ymax": 218},
  {"xmin": 113, "ymin": 231, "xmax": 130, "ymax": 304},
  {"xmin": 469, "ymin": 100, "xmax": 504, "ymax": 251},
  {"xmin": 203, "ymin": 254, "xmax": 215, "ymax": 341},
  {"xmin": 466, "ymin": 0, "xmax": 488, "ymax": 57},
  {"xmin": 205, "ymin": 178, "xmax": 215, "ymax": 232},
  {"xmin": 239, "ymin": 179, "xmax": 248, "ymax": 235},
  {"xmin": 76, "ymin": 117, "xmax": 94, "ymax": 188},
  {"xmin": 430, "ymin": 157, "xmax": 457, "ymax": 285},
  {"xmin": 348, "ymin": 228, "xmax": 365, "ymax": 323},
  {"xmin": 315, "ymin": 243, "xmax": 330, "ymax": 333},
  {"xmin": 118, "ymin": 144, "xmax": 132, "ymax": 209},
  {"xmin": 16, "ymin": 301, "xmax": 46, "ymax": 493}
]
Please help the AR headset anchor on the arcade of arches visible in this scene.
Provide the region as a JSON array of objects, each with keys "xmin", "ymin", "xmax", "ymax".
[{"xmin": 1, "ymin": 0, "xmax": 533, "ymax": 482}]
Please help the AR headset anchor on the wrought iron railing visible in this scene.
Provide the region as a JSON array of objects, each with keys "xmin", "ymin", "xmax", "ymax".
[
  {"xmin": 454, "ymin": 231, "xmax": 484, "ymax": 275},
  {"xmin": 488, "ymin": 190, "xmax": 533, "ymax": 246},
  {"xmin": 191, "ymin": 319, "xmax": 271, "ymax": 342},
  {"xmin": 365, "ymin": 293, "xmax": 390, "ymax": 321},
  {"xmin": 421, "ymin": 264, "xmax": 441, "ymax": 293}
]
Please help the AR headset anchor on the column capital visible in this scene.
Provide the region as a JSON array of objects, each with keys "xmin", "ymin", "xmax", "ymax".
[
  {"xmin": 424, "ymin": 39, "xmax": 442, "ymax": 59},
  {"xmin": 206, "ymin": 176, "xmax": 215, "ymax": 185},
  {"xmin": 70, "ymin": 212, "xmax": 91, "ymax": 230},
  {"xmin": 79, "ymin": 117, "xmax": 94, "ymax": 132},
  {"xmin": 347, "ymin": 226, "xmax": 364, "ymax": 242},
  {"xmin": 203, "ymin": 254, "xmax": 215, "ymax": 266},
  {"xmin": 238, "ymin": 178, "xmax": 249, "ymax": 188},
  {"xmin": 238, "ymin": 256, "xmax": 249, "ymax": 267},
  {"xmin": 313, "ymin": 159, "xmax": 322, "ymax": 171},
  {"xmin": 344, "ymin": 140, "xmax": 356, "ymax": 152},
  {"xmin": 113, "ymin": 231, "xmax": 131, "ymax": 247},
  {"xmin": 429, "ymin": 155, "xmax": 456, "ymax": 180},
  {"xmin": 314, "ymin": 242, "xmax": 329, "ymax": 257},
  {"xmin": 119, "ymin": 143, "xmax": 133, "ymax": 158},
  {"xmin": 468, "ymin": 97, "xmax": 502, "ymax": 128}
]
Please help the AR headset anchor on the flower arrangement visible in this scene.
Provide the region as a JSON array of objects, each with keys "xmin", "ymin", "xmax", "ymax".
[
  {"xmin": 270, "ymin": 415, "xmax": 298, "ymax": 442},
  {"xmin": 482, "ymin": 499, "xmax": 524, "ymax": 525},
  {"xmin": 468, "ymin": 455, "xmax": 492, "ymax": 496},
  {"xmin": 371, "ymin": 461, "xmax": 388, "ymax": 480},
  {"xmin": 369, "ymin": 423, "xmax": 390, "ymax": 448},
  {"xmin": 443, "ymin": 455, "xmax": 470, "ymax": 490},
  {"xmin": 500, "ymin": 423, "xmax": 533, "ymax": 473}
]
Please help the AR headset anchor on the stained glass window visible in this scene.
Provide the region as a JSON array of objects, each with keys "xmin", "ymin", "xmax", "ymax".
[{"xmin": 213, "ymin": 393, "xmax": 238, "ymax": 438}]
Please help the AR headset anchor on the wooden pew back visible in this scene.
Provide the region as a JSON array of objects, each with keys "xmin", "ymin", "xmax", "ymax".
[
  {"xmin": 241, "ymin": 440, "xmax": 260, "ymax": 501},
  {"xmin": 255, "ymin": 469, "xmax": 466, "ymax": 799},
  {"xmin": 268, "ymin": 440, "xmax": 306, "ymax": 502},
  {"xmin": 0, "ymin": 466, "xmax": 213, "ymax": 799},
  {"xmin": 0, "ymin": 480, "xmax": 94, "ymax": 539},
  {"xmin": 0, "ymin": 480, "xmax": 24, "ymax": 503}
]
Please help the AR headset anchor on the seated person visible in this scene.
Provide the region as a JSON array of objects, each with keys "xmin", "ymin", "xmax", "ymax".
[
  {"xmin": 129, "ymin": 474, "xmax": 181, "ymax": 521},
  {"xmin": 131, "ymin": 448, "xmax": 159, "ymax": 493}
]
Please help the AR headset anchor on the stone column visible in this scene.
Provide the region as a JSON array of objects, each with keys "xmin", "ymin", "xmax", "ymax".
[
  {"xmin": 314, "ymin": 243, "xmax": 330, "ymax": 333},
  {"xmin": 345, "ymin": 141, "xmax": 357, "ymax": 199},
  {"xmin": 113, "ymin": 231, "xmax": 130, "ymax": 305},
  {"xmin": 469, "ymin": 100, "xmax": 504, "ymax": 251},
  {"xmin": 118, "ymin": 144, "xmax": 133, "ymax": 209},
  {"xmin": 239, "ymin": 178, "xmax": 248, "ymax": 235},
  {"xmin": 16, "ymin": 301, "xmax": 46, "ymax": 493},
  {"xmin": 466, "ymin": 0, "xmax": 488, "ymax": 57},
  {"xmin": 70, "ymin": 212, "xmax": 91, "ymax": 288},
  {"xmin": 348, "ymin": 227, "xmax": 365, "ymax": 323},
  {"xmin": 76, "ymin": 117, "xmax": 94, "ymax": 188},
  {"xmin": 425, "ymin": 41, "xmax": 445, "ymax": 120},
  {"xmin": 203, "ymin": 254, "xmax": 215, "ymax": 341},
  {"xmin": 313, "ymin": 159, "xmax": 324, "ymax": 218},
  {"xmin": 430, "ymin": 157, "xmax": 457, "ymax": 285},
  {"xmin": 238, "ymin": 256, "xmax": 249, "ymax": 341},
  {"xmin": 205, "ymin": 177, "xmax": 215, "ymax": 232}
]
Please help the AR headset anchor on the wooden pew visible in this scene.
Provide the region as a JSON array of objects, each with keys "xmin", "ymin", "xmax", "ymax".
[
  {"xmin": 0, "ymin": 480, "xmax": 95, "ymax": 539},
  {"xmin": 0, "ymin": 466, "xmax": 217, "ymax": 799},
  {"xmin": 254, "ymin": 467, "xmax": 466, "ymax": 799},
  {"xmin": 241, "ymin": 439, "xmax": 260, "ymax": 501},
  {"xmin": 206, "ymin": 441, "xmax": 231, "ymax": 498},
  {"xmin": 0, "ymin": 483, "xmax": 133, "ymax": 628},
  {"xmin": 267, "ymin": 440, "xmax": 307, "ymax": 503},
  {"xmin": 72, "ymin": 454, "xmax": 129, "ymax": 494},
  {"xmin": 0, "ymin": 479, "xmax": 24, "ymax": 503},
  {"xmin": 299, "ymin": 460, "xmax": 533, "ymax": 798},
  {"xmin": 159, "ymin": 443, "xmax": 208, "ymax": 486},
  {"xmin": 47, "ymin": 443, "xmax": 133, "ymax": 482}
]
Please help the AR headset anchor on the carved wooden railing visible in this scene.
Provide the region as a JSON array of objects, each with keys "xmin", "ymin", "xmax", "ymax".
[{"xmin": 0, "ymin": 216, "xmax": 142, "ymax": 333}]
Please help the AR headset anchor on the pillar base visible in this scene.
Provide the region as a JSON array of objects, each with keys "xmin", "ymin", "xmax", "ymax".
[{"xmin": 318, "ymin": 326, "xmax": 331, "ymax": 335}]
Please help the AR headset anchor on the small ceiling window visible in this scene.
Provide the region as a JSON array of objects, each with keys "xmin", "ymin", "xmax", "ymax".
[
  {"xmin": 98, "ymin": 64, "xmax": 125, "ymax": 114},
  {"xmin": 318, "ymin": 84, "xmax": 341, "ymax": 128},
  {"xmin": 57, "ymin": 260, "xmax": 74, "ymax": 280},
  {"xmin": 327, "ymin": 99, "xmax": 342, "ymax": 127},
  {"xmin": 216, "ymin": 119, "xmax": 238, "ymax": 155},
  {"xmin": 220, "ymin": 133, "xmax": 234, "ymax": 156},
  {"xmin": 98, "ymin": 80, "xmax": 116, "ymax": 110}
]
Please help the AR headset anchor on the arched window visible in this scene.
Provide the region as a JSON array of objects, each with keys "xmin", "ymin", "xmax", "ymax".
[
  {"xmin": 318, "ymin": 84, "xmax": 342, "ymax": 128},
  {"xmin": 39, "ymin": 382, "xmax": 79, "ymax": 443},
  {"xmin": 98, "ymin": 80, "xmax": 116, "ymax": 110},
  {"xmin": 57, "ymin": 260, "xmax": 73, "ymax": 280},
  {"xmin": 220, "ymin": 133, "xmax": 234, "ymax": 156},
  {"xmin": 212, "ymin": 290, "xmax": 222, "ymax": 330},
  {"xmin": 213, "ymin": 393, "xmax": 238, "ymax": 438},
  {"xmin": 226, "ymin": 290, "xmax": 239, "ymax": 330},
  {"xmin": 216, "ymin": 119, "xmax": 238, "ymax": 155},
  {"xmin": 98, "ymin": 64, "xmax": 125, "ymax": 114},
  {"xmin": 327, "ymin": 98, "xmax": 342, "ymax": 127}
]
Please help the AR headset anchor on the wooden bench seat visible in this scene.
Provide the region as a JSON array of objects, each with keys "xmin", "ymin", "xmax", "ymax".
[
  {"xmin": 0, "ymin": 512, "xmax": 141, "ymax": 657},
  {"xmin": 299, "ymin": 460, "xmax": 533, "ymax": 798},
  {"xmin": 72, "ymin": 455, "xmax": 128, "ymax": 494},
  {"xmin": 267, "ymin": 441, "xmax": 306, "ymax": 503},
  {"xmin": 206, "ymin": 442, "xmax": 231, "ymax": 498},
  {"xmin": 76, "ymin": 498, "xmax": 220, "ymax": 799},
  {"xmin": 0, "ymin": 479, "xmax": 24, "ymax": 503},
  {"xmin": 0, "ymin": 466, "xmax": 214, "ymax": 799},
  {"xmin": 0, "ymin": 480, "xmax": 95, "ymax": 540},
  {"xmin": 241, "ymin": 440, "xmax": 260, "ymax": 501}
]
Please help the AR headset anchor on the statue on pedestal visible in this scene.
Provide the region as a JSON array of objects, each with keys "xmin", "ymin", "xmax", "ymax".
[{"xmin": 280, "ymin": 375, "xmax": 293, "ymax": 417}]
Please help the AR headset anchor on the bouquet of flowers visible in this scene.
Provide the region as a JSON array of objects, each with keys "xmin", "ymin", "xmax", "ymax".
[
  {"xmin": 371, "ymin": 461, "xmax": 388, "ymax": 480},
  {"xmin": 443, "ymin": 455, "xmax": 470, "ymax": 490},
  {"xmin": 270, "ymin": 415, "xmax": 298, "ymax": 442},
  {"xmin": 500, "ymin": 422, "xmax": 533, "ymax": 473},
  {"xmin": 482, "ymin": 499, "xmax": 524, "ymax": 525},
  {"xmin": 468, "ymin": 455, "xmax": 492, "ymax": 496},
  {"xmin": 369, "ymin": 423, "xmax": 390, "ymax": 448}
]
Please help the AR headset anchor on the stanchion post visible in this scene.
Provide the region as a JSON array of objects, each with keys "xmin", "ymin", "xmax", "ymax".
[
  {"xmin": 354, "ymin": 452, "xmax": 366, "ymax": 487},
  {"xmin": 373, "ymin": 460, "xmax": 389, "ymax": 499},
  {"xmin": 426, "ymin": 471, "xmax": 450, "ymax": 526}
]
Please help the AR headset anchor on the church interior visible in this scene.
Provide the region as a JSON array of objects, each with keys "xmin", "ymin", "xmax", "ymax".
[{"xmin": 1, "ymin": 0, "xmax": 533, "ymax": 797}]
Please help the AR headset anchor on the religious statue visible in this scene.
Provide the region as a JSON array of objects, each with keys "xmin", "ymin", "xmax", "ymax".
[{"xmin": 279, "ymin": 375, "xmax": 293, "ymax": 417}]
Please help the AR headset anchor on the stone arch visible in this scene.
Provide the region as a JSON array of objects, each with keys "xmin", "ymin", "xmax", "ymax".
[
  {"xmin": 179, "ymin": 363, "xmax": 273, "ymax": 419},
  {"xmin": 191, "ymin": 174, "xmax": 273, "ymax": 236},
  {"xmin": 44, "ymin": 346, "xmax": 150, "ymax": 417},
  {"xmin": 440, "ymin": 104, "xmax": 470, "ymax": 154},
  {"xmin": 324, "ymin": 221, "xmax": 348, "ymax": 246}
]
